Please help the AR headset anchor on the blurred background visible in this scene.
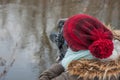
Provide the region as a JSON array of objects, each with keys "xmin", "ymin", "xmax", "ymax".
[{"xmin": 0, "ymin": 0, "xmax": 119, "ymax": 80}]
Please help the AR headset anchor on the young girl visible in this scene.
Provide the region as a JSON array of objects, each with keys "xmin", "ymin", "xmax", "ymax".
[{"xmin": 39, "ymin": 14, "xmax": 120, "ymax": 80}]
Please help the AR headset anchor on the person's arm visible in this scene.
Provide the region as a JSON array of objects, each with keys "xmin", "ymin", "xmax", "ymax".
[{"xmin": 39, "ymin": 63, "xmax": 65, "ymax": 80}]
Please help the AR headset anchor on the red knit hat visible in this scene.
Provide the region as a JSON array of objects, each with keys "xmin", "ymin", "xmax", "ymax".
[{"xmin": 63, "ymin": 14, "xmax": 113, "ymax": 59}]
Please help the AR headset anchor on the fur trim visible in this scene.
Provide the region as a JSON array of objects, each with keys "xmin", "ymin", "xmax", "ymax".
[
  {"xmin": 67, "ymin": 57, "xmax": 120, "ymax": 80},
  {"xmin": 113, "ymin": 30, "xmax": 120, "ymax": 41}
]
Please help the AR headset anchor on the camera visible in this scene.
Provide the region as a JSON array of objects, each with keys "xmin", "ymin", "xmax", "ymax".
[{"xmin": 49, "ymin": 18, "xmax": 68, "ymax": 62}]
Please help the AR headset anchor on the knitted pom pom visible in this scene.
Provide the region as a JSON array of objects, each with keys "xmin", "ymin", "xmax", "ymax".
[{"xmin": 89, "ymin": 39, "xmax": 113, "ymax": 59}]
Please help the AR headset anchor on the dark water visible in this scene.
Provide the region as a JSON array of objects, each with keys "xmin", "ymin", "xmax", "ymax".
[{"xmin": 0, "ymin": 0, "xmax": 120, "ymax": 80}]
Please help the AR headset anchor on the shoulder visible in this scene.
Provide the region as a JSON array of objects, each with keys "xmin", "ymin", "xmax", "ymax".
[{"xmin": 52, "ymin": 71, "xmax": 77, "ymax": 80}]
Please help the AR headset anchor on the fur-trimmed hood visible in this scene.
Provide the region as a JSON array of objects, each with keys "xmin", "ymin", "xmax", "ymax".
[{"xmin": 67, "ymin": 57, "xmax": 120, "ymax": 80}]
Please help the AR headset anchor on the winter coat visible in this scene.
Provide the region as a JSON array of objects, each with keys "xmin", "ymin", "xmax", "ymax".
[{"xmin": 39, "ymin": 57, "xmax": 120, "ymax": 80}]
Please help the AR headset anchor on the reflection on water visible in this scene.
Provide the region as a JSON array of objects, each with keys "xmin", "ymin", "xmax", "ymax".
[{"xmin": 0, "ymin": 0, "xmax": 120, "ymax": 80}]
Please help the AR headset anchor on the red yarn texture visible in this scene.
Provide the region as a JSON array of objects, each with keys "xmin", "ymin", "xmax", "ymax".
[
  {"xmin": 89, "ymin": 39, "xmax": 113, "ymax": 59},
  {"xmin": 63, "ymin": 14, "xmax": 113, "ymax": 52}
]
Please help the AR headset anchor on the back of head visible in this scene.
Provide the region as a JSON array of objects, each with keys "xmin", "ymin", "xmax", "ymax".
[{"xmin": 63, "ymin": 14, "xmax": 113, "ymax": 59}]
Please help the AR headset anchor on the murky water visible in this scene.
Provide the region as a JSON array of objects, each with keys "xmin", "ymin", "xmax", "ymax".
[{"xmin": 0, "ymin": 0, "xmax": 120, "ymax": 80}]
